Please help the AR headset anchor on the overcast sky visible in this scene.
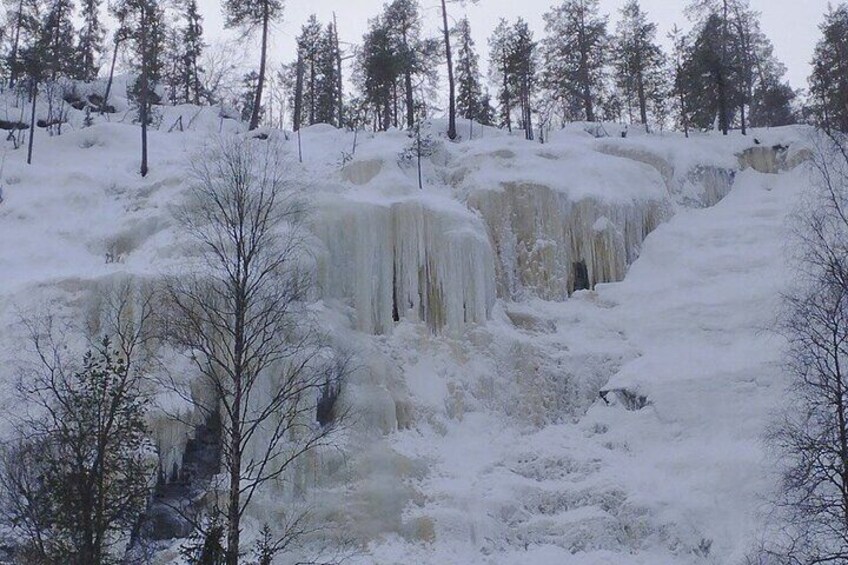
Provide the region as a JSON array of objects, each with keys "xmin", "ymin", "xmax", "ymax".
[{"xmin": 195, "ymin": 0, "xmax": 831, "ymax": 91}]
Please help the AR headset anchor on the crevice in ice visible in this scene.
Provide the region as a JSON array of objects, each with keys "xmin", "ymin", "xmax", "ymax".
[
  {"xmin": 599, "ymin": 388, "xmax": 650, "ymax": 411},
  {"xmin": 571, "ymin": 260, "xmax": 590, "ymax": 292}
]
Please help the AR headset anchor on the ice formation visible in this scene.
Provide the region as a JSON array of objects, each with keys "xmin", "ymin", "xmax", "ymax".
[
  {"xmin": 0, "ymin": 94, "xmax": 821, "ymax": 564},
  {"xmin": 467, "ymin": 182, "xmax": 666, "ymax": 300},
  {"xmin": 312, "ymin": 195, "xmax": 496, "ymax": 334}
]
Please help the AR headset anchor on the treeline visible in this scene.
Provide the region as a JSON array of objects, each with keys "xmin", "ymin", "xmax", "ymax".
[
  {"xmin": 273, "ymin": 0, "xmax": 848, "ymax": 139},
  {"xmin": 3, "ymin": 0, "xmax": 848, "ymax": 168}
]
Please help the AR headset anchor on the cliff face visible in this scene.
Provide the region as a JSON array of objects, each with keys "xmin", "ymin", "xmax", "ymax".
[{"xmin": 0, "ymin": 106, "xmax": 814, "ymax": 564}]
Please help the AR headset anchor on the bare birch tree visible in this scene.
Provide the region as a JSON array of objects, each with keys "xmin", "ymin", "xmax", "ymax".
[
  {"xmin": 164, "ymin": 136, "xmax": 346, "ymax": 565},
  {"xmin": 764, "ymin": 133, "xmax": 848, "ymax": 564}
]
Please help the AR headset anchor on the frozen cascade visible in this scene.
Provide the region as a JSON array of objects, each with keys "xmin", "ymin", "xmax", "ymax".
[
  {"xmin": 467, "ymin": 182, "xmax": 667, "ymax": 301},
  {"xmin": 312, "ymin": 195, "xmax": 496, "ymax": 334}
]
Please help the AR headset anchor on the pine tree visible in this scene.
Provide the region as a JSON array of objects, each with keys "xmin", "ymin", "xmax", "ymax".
[
  {"xmin": 41, "ymin": 0, "xmax": 77, "ymax": 79},
  {"xmin": 542, "ymin": 0, "xmax": 608, "ymax": 123},
  {"xmin": 438, "ymin": 0, "xmax": 456, "ymax": 139},
  {"xmin": 116, "ymin": 0, "xmax": 165, "ymax": 175},
  {"xmin": 223, "ymin": 0, "xmax": 282, "ymax": 130},
  {"xmin": 293, "ymin": 15, "xmax": 322, "ymax": 128},
  {"xmin": 809, "ymin": 3, "xmax": 848, "ymax": 134},
  {"xmin": 180, "ymin": 0, "xmax": 204, "ymax": 104},
  {"xmin": 613, "ymin": 0, "xmax": 666, "ymax": 132},
  {"xmin": 488, "ymin": 18, "xmax": 513, "ymax": 131},
  {"xmin": 454, "ymin": 16, "xmax": 485, "ymax": 125},
  {"xmin": 355, "ymin": 17, "xmax": 401, "ymax": 131},
  {"xmin": 383, "ymin": 0, "xmax": 438, "ymax": 130},
  {"xmin": 679, "ymin": 13, "xmax": 739, "ymax": 132},
  {"xmin": 668, "ymin": 24, "xmax": 690, "ymax": 137},
  {"xmin": 314, "ymin": 23, "xmax": 340, "ymax": 125},
  {"xmin": 749, "ymin": 77, "xmax": 795, "ymax": 127},
  {"xmin": 239, "ymin": 70, "xmax": 261, "ymax": 123},
  {"xmin": 510, "ymin": 19, "xmax": 536, "ymax": 140},
  {"xmin": 75, "ymin": 0, "xmax": 104, "ymax": 80}
]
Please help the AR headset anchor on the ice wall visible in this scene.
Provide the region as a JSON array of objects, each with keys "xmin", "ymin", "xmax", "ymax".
[
  {"xmin": 468, "ymin": 182, "xmax": 666, "ymax": 301},
  {"xmin": 596, "ymin": 143, "xmax": 738, "ymax": 207},
  {"xmin": 312, "ymin": 196, "xmax": 496, "ymax": 335}
]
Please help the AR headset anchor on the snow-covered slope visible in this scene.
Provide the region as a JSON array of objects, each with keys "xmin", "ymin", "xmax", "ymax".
[
  {"xmin": 0, "ymin": 96, "xmax": 812, "ymax": 564},
  {"xmin": 363, "ymin": 161, "xmax": 802, "ymax": 565}
]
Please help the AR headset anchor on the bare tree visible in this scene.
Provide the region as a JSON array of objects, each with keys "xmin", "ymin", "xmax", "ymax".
[
  {"xmin": 0, "ymin": 283, "xmax": 157, "ymax": 565},
  {"xmin": 164, "ymin": 136, "xmax": 347, "ymax": 565},
  {"xmin": 764, "ymin": 132, "xmax": 848, "ymax": 564}
]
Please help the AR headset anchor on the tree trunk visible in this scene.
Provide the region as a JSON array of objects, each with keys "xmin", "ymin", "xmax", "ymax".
[
  {"xmin": 226, "ymin": 281, "xmax": 248, "ymax": 565},
  {"xmin": 226, "ymin": 394, "xmax": 242, "ymax": 565},
  {"xmin": 404, "ymin": 71, "xmax": 414, "ymax": 129},
  {"xmin": 249, "ymin": 1, "xmax": 269, "ymax": 131},
  {"xmin": 140, "ymin": 6, "xmax": 149, "ymax": 177},
  {"xmin": 577, "ymin": 11, "xmax": 594, "ymax": 123},
  {"xmin": 502, "ymin": 48, "xmax": 511, "ymax": 133},
  {"xmin": 333, "ymin": 13, "xmax": 343, "ymax": 127},
  {"xmin": 103, "ymin": 37, "xmax": 121, "ymax": 115},
  {"xmin": 309, "ymin": 58, "xmax": 316, "ymax": 126},
  {"xmin": 637, "ymin": 73, "xmax": 648, "ymax": 133},
  {"xmin": 717, "ymin": 68, "xmax": 728, "ymax": 135},
  {"xmin": 26, "ymin": 81, "xmax": 37, "ymax": 165},
  {"xmin": 293, "ymin": 52, "xmax": 303, "ymax": 131},
  {"xmin": 441, "ymin": 0, "xmax": 456, "ymax": 140},
  {"xmin": 719, "ymin": 0, "xmax": 729, "ymax": 135}
]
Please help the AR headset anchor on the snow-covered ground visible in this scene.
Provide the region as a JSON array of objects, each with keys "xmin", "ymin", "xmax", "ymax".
[{"xmin": 0, "ymin": 91, "xmax": 812, "ymax": 564}]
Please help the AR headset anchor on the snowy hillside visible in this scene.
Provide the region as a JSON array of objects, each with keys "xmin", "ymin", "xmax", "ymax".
[{"xmin": 0, "ymin": 97, "xmax": 813, "ymax": 564}]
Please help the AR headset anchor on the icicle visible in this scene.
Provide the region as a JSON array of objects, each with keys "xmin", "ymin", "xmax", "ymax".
[{"xmin": 312, "ymin": 197, "xmax": 496, "ymax": 335}]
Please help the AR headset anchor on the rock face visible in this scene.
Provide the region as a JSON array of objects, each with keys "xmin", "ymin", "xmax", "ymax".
[{"xmin": 141, "ymin": 412, "xmax": 222, "ymax": 542}]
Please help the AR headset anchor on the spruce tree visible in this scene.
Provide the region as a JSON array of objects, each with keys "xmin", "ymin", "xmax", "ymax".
[
  {"xmin": 488, "ymin": 18, "xmax": 514, "ymax": 131},
  {"xmin": 1, "ymin": 336, "xmax": 153, "ymax": 565},
  {"xmin": 749, "ymin": 77, "xmax": 795, "ymax": 127},
  {"xmin": 679, "ymin": 13, "xmax": 738, "ymax": 132},
  {"xmin": 454, "ymin": 16, "xmax": 485, "ymax": 125},
  {"xmin": 355, "ymin": 17, "xmax": 401, "ymax": 131},
  {"xmin": 542, "ymin": 0, "xmax": 608, "ymax": 123},
  {"xmin": 510, "ymin": 19, "xmax": 536, "ymax": 140},
  {"xmin": 75, "ymin": 0, "xmax": 104, "ymax": 80},
  {"xmin": 809, "ymin": 3, "xmax": 848, "ymax": 134},
  {"xmin": 41, "ymin": 0, "xmax": 77, "ymax": 79},
  {"xmin": 115, "ymin": 0, "xmax": 165, "ymax": 175},
  {"xmin": 668, "ymin": 24, "xmax": 690, "ymax": 137},
  {"xmin": 314, "ymin": 24, "xmax": 340, "ymax": 125},
  {"xmin": 180, "ymin": 0, "xmax": 204, "ymax": 104},
  {"xmin": 613, "ymin": 0, "xmax": 666, "ymax": 132},
  {"xmin": 294, "ymin": 15, "xmax": 323, "ymax": 128},
  {"xmin": 223, "ymin": 0, "xmax": 282, "ymax": 130}
]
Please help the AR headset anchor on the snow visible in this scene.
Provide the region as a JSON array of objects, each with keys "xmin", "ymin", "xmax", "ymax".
[{"xmin": 0, "ymin": 87, "xmax": 817, "ymax": 564}]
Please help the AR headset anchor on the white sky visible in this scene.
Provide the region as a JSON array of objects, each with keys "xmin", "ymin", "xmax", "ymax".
[{"xmin": 195, "ymin": 0, "xmax": 830, "ymax": 91}]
